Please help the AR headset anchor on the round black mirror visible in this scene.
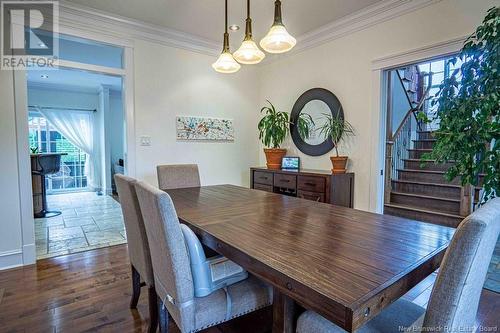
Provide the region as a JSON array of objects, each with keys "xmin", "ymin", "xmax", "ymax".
[{"xmin": 290, "ymin": 88, "xmax": 344, "ymax": 156}]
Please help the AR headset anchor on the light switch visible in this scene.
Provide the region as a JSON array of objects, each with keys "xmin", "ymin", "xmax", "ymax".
[{"xmin": 140, "ymin": 136, "xmax": 151, "ymax": 146}]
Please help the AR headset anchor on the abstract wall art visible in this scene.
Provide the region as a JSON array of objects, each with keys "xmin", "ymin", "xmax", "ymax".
[{"xmin": 176, "ymin": 116, "xmax": 234, "ymax": 141}]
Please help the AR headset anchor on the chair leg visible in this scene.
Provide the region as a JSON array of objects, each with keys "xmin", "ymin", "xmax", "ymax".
[
  {"xmin": 148, "ymin": 286, "xmax": 159, "ymax": 333},
  {"xmin": 130, "ymin": 265, "xmax": 141, "ymax": 309},
  {"xmin": 157, "ymin": 295, "xmax": 169, "ymax": 333}
]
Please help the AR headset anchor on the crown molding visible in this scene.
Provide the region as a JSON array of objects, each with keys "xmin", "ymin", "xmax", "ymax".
[
  {"xmin": 58, "ymin": 1, "xmax": 220, "ymax": 56},
  {"xmin": 58, "ymin": 0, "xmax": 443, "ymax": 59},
  {"xmin": 262, "ymin": 0, "xmax": 444, "ymax": 65},
  {"xmin": 371, "ymin": 35, "xmax": 467, "ymax": 70}
]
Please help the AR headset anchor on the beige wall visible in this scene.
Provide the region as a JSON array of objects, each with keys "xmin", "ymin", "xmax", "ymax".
[
  {"xmin": 133, "ymin": 40, "xmax": 260, "ymax": 187},
  {"xmin": 257, "ymin": 0, "xmax": 496, "ymax": 211}
]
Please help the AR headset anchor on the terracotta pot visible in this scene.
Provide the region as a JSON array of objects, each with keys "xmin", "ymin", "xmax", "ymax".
[
  {"xmin": 330, "ymin": 156, "xmax": 348, "ymax": 174},
  {"xmin": 264, "ymin": 148, "xmax": 287, "ymax": 170}
]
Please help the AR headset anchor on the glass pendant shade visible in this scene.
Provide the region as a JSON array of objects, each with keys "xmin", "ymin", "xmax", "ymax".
[
  {"xmin": 213, "ymin": 0, "xmax": 240, "ymax": 74},
  {"xmin": 260, "ymin": 0, "xmax": 296, "ymax": 54},
  {"xmin": 234, "ymin": 0, "xmax": 265, "ymax": 64},
  {"xmin": 234, "ymin": 39, "xmax": 265, "ymax": 64},
  {"xmin": 260, "ymin": 24, "xmax": 296, "ymax": 53},
  {"xmin": 212, "ymin": 51, "xmax": 241, "ymax": 73}
]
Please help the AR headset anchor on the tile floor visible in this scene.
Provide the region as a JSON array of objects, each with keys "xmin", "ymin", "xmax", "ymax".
[{"xmin": 35, "ymin": 191, "xmax": 127, "ymax": 259}]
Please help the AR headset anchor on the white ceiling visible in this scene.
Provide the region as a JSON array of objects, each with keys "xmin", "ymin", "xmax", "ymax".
[
  {"xmin": 64, "ymin": 0, "xmax": 384, "ymax": 44},
  {"xmin": 28, "ymin": 67, "xmax": 122, "ymax": 92}
]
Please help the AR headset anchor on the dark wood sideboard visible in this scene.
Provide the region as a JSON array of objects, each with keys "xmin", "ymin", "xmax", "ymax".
[{"xmin": 250, "ymin": 167, "xmax": 354, "ymax": 208}]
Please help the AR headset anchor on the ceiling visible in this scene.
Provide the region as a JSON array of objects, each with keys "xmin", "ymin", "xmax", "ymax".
[
  {"xmin": 64, "ymin": 0, "xmax": 385, "ymax": 44},
  {"xmin": 28, "ymin": 67, "xmax": 122, "ymax": 92}
]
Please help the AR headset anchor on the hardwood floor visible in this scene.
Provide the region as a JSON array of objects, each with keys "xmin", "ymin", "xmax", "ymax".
[{"xmin": 0, "ymin": 244, "xmax": 498, "ymax": 332}]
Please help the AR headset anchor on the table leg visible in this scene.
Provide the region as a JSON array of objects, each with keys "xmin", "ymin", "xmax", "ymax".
[{"xmin": 272, "ymin": 287, "xmax": 297, "ymax": 333}]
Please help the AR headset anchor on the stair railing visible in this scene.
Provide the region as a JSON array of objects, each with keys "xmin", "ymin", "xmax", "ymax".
[{"xmin": 384, "ymin": 67, "xmax": 431, "ymax": 204}]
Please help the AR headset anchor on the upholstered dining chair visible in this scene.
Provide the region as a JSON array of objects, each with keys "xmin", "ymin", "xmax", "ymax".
[
  {"xmin": 157, "ymin": 164, "xmax": 201, "ymax": 190},
  {"xmin": 134, "ymin": 181, "xmax": 273, "ymax": 333},
  {"xmin": 296, "ymin": 197, "xmax": 500, "ymax": 333},
  {"xmin": 114, "ymin": 174, "xmax": 157, "ymax": 333}
]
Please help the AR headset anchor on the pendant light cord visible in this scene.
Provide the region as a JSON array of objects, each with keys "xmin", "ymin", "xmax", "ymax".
[
  {"xmin": 225, "ymin": 0, "xmax": 228, "ymax": 32},
  {"xmin": 244, "ymin": 0, "xmax": 252, "ymax": 40}
]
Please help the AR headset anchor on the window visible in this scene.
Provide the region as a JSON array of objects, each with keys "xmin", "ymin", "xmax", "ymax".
[
  {"xmin": 416, "ymin": 55, "xmax": 462, "ymax": 131},
  {"xmin": 29, "ymin": 113, "xmax": 88, "ymax": 192}
]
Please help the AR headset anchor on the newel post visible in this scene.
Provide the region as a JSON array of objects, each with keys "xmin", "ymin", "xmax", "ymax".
[
  {"xmin": 459, "ymin": 184, "xmax": 474, "ymax": 217},
  {"xmin": 384, "ymin": 141, "xmax": 394, "ymax": 204}
]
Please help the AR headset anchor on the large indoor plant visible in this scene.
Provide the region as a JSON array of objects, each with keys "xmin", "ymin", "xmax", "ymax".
[
  {"xmin": 258, "ymin": 101, "xmax": 290, "ymax": 169},
  {"xmin": 318, "ymin": 112, "xmax": 355, "ymax": 173},
  {"xmin": 421, "ymin": 6, "xmax": 499, "ymax": 203}
]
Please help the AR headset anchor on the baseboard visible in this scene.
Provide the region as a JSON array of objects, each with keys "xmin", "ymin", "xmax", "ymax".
[
  {"xmin": 22, "ymin": 243, "xmax": 36, "ymax": 265},
  {"xmin": 0, "ymin": 249, "xmax": 23, "ymax": 271}
]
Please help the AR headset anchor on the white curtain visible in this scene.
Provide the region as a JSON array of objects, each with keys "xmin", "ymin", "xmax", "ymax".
[{"xmin": 37, "ymin": 107, "xmax": 100, "ymax": 190}]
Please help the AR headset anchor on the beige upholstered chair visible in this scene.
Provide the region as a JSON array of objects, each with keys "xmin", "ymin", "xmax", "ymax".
[
  {"xmin": 296, "ymin": 197, "xmax": 500, "ymax": 333},
  {"xmin": 134, "ymin": 181, "xmax": 272, "ymax": 333},
  {"xmin": 157, "ymin": 164, "xmax": 200, "ymax": 190},
  {"xmin": 114, "ymin": 174, "xmax": 157, "ymax": 333}
]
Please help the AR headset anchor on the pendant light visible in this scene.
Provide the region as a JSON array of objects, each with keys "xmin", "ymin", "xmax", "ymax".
[
  {"xmin": 212, "ymin": 0, "xmax": 241, "ymax": 73},
  {"xmin": 233, "ymin": 0, "xmax": 265, "ymax": 64},
  {"xmin": 260, "ymin": 0, "xmax": 296, "ymax": 54}
]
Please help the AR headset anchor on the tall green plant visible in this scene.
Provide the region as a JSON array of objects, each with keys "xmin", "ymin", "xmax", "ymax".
[
  {"xmin": 258, "ymin": 101, "xmax": 290, "ymax": 148},
  {"xmin": 297, "ymin": 112, "xmax": 315, "ymax": 140},
  {"xmin": 422, "ymin": 7, "xmax": 499, "ymax": 203},
  {"xmin": 318, "ymin": 112, "xmax": 354, "ymax": 157}
]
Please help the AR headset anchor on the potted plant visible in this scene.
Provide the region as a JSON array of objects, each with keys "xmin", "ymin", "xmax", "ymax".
[
  {"xmin": 420, "ymin": 6, "xmax": 499, "ymax": 203},
  {"xmin": 318, "ymin": 112, "xmax": 355, "ymax": 173},
  {"xmin": 258, "ymin": 101, "xmax": 291, "ymax": 169}
]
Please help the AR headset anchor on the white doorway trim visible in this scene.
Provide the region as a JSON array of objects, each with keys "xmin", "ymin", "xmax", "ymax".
[
  {"xmin": 13, "ymin": 29, "xmax": 135, "ymax": 265},
  {"xmin": 368, "ymin": 36, "xmax": 466, "ymax": 214}
]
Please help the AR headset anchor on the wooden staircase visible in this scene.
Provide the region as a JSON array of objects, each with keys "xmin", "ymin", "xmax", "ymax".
[{"xmin": 384, "ymin": 131, "xmax": 472, "ymax": 228}]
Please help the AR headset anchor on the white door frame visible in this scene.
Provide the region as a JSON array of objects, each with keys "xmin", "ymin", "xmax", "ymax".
[
  {"xmin": 14, "ymin": 27, "xmax": 135, "ymax": 265},
  {"xmin": 368, "ymin": 36, "xmax": 466, "ymax": 214}
]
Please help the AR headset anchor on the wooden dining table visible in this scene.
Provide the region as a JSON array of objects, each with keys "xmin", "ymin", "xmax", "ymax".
[{"xmin": 164, "ymin": 184, "xmax": 455, "ymax": 333}]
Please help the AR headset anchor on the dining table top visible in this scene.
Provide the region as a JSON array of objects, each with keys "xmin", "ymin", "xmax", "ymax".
[{"xmin": 164, "ymin": 184, "xmax": 455, "ymax": 331}]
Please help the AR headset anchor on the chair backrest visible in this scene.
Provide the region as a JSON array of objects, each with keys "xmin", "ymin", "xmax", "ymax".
[
  {"xmin": 134, "ymin": 181, "xmax": 194, "ymax": 328},
  {"xmin": 157, "ymin": 164, "xmax": 200, "ymax": 190},
  {"xmin": 423, "ymin": 197, "xmax": 500, "ymax": 331},
  {"xmin": 114, "ymin": 174, "xmax": 154, "ymax": 286}
]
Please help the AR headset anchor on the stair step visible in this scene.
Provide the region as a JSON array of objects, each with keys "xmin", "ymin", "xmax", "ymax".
[
  {"xmin": 384, "ymin": 203, "xmax": 463, "ymax": 228},
  {"xmin": 391, "ymin": 179, "xmax": 462, "ymax": 198},
  {"xmin": 390, "ymin": 191, "xmax": 460, "ymax": 215},
  {"xmin": 403, "ymin": 159, "xmax": 454, "ymax": 171},
  {"xmin": 408, "ymin": 149, "xmax": 433, "ymax": 159},
  {"xmin": 417, "ymin": 131, "xmax": 435, "ymax": 140},
  {"xmin": 398, "ymin": 169, "xmax": 460, "ymax": 185},
  {"xmin": 412, "ymin": 139, "xmax": 437, "ymax": 149}
]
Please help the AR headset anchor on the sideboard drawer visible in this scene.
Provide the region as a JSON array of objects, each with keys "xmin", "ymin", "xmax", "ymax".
[
  {"xmin": 253, "ymin": 183, "xmax": 273, "ymax": 193},
  {"xmin": 253, "ymin": 171, "xmax": 273, "ymax": 185},
  {"xmin": 298, "ymin": 190, "xmax": 325, "ymax": 203},
  {"xmin": 298, "ymin": 176, "xmax": 326, "ymax": 193},
  {"xmin": 274, "ymin": 173, "xmax": 297, "ymax": 189}
]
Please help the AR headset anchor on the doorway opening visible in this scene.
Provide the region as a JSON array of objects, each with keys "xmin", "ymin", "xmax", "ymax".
[{"xmin": 27, "ymin": 34, "xmax": 128, "ymax": 259}]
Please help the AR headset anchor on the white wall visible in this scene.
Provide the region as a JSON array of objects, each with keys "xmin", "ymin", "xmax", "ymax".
[
  {"xmin": 109, "ymin": 90, "xmax": 125, "ymax": 167},
  {"xmin": 28, "ymin": 85, "xmax": 99, "ymax": 110},
  {"xmin": 133, "ymin": 40, "xmax": 260, "ymax": 187},
  {"xmin": 258, "ymin": 0, "xmax": 496, "ymax": 212},
  {"xmin": 0, "ymin": 69, "xmax": 24, "ymax": 269}
]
